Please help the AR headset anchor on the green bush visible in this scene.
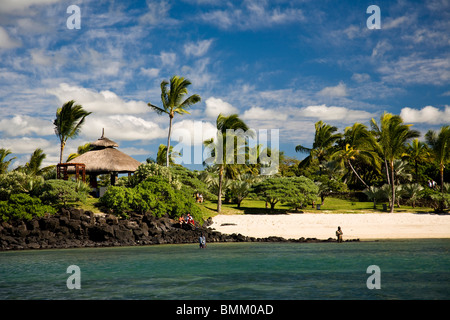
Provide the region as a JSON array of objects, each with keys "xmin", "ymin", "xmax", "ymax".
[
  {"xmin": 0, "ymin": 193, "xmax": 56, "ymax": 221},
  {"xmin": 99, "ymin": 185, "xmax": 136, "ymax": 218},
  {"xmin": 37, "ymin": 179, "xmax": 89, "ymax": 208},
  {"xmin": 0, "ymin": 171, "xmax": 44, "ymax": 201},
  {"xmin": 99, "ymin": 176, "xmax": 201, "ymax": 220}
]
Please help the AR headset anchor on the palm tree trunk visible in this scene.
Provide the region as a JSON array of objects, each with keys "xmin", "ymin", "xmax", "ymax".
[
  {"xmin": 390, "ymin": 160, "xmax": 395, "ymax": 213},
  {"xmin": 347, "ymin": 159, "xmax": 369, "ymax": 188},
  {"xmin": 385, "ymin": 158, "xmax": 391, "ymax": 186},
  {"xmin": 166, "ymin": 115, "xmax": 173, "ymax": 167},
  {"xmin": 217, "ymin": 165, "xmax": 223, "ymax": 213},
  {"xmin": 59, "ymin": 141, "xmax": 65, "ymax": 164}
]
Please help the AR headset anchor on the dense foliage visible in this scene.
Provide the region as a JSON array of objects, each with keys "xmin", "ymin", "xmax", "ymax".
[
  {"xmin": 252, "ymin": 176, "xmax": 319, "ymax": 210},
  {"xmin": 0, "ymin": 193, "xmax": 56, "ymax": 221},
  {"xmin": 100, "ymin": 175, "xmax": 201, "ymax": 219}
]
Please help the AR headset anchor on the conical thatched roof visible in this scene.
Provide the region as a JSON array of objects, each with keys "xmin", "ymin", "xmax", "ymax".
[
  {"xmin": 90, "ymin": 128, "xmax": 119, "ymax": 149},
  {"xmin": 67, "ymin": 130, "xmax": 141, "ymax": 174}
]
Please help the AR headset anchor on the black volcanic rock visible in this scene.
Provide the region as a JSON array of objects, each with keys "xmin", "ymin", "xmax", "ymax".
[{"xmin": 0, "ymin": 208, "xmax": 358, "ymax": 251}]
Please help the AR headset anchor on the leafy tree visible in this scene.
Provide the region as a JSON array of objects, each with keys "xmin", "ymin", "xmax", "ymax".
[
  {"xmin": 285, "ymin": 176, "xmax": 320, "ymax": 210},
  {"xmin": 15, "ymin": 148, "xmax": 54, "ymax": 176},
  {"xmin": 53, "ymin": 100, "xmax": 92, "ymax": 164},
  {"xmin": 229, "ymin": 174, "xmax": 261, "ymax": 208},
  {"xmin": 0, "ymin": 148, "xmax": 16, "ymax": 174},
  {"xmin": 148, "ymin": 75, "xmax": 201, "ymax": 167},
  {"xmin": 370, "ymin": 112, "xmax": 420, "ymax": 212},
  {"xmin": 403, "ymin": 139, "xmax": 431, "ymax": 183},
  {"xmin": 295, "ymin": 120, "xmax": 342, "ymax": 169},
  {"xmin": 156, "ymin": 144, "xmax": 180, "ymax": 166},
  {"xmin": 66, "ymin": 143, "xmax": 92, "ymax": 162},
  {"xmin": 363, "ymin": 186, "xmax": 384, "ymax": 209},
  {"xmin": 402, "ymin": 183, "xmax": 424, "ymax": 208},
  {"xmin": 331, "ymin": 123, "xmax": 380, "ymax": 188},
  {"xmin": 204, "ymin": 113, "xmax": 251, "ymax": 213},
  {"xmin": 252, "ymin": 176, "xmax": 318, "ymax": 211},
  {"xmin": 425, "ymin": 126, "xmax": 450, "ymax": 198}
]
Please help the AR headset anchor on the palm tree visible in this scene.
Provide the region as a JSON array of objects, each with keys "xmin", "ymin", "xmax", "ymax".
[
  {"xmin": 66, "ymin": 143, "xmax": 92, "ymax": 162},
  {"xmin": 296, "ymin": 120, "xmax": 342, "ymax": 169},
  {"xmin": 24, "ymin": 148, "xmax": 47, "ymax": 176},
  {"xmin": 203, "ymin": 113, "xmax": 250, "ymax": 213},
  {"xmin": 53, "ymin": 100, "xmax": 92, "ymax": 164},
  {"xmin": 370, "ymin": 112, "xmax": 420, "ymax": 212},
  {"xmin": 148, "ymin": 75, "xmax": 201, "ymax": 167},
  {"xmin": 331, "ymin": 123, "xmax": 380, "ymax": 188},
  {"xmin": 425, "ymin": 126, "xmax": 450, "ymax": 196},
  {"xmin": 0, "ymin": 148, "xmax": 16, "ymax": 174},
  {"xmin": 403, "ymin": 138, "xmax": 431, "ymax": 183},
  {"xmin": 156, "ymin": 144, "xmax": 180, "ymax": 166}
]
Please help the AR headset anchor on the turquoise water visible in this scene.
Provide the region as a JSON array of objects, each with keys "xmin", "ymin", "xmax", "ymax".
[{"xmin": 1, "ymin": 240, "xmax": 449, "ymax": 300}]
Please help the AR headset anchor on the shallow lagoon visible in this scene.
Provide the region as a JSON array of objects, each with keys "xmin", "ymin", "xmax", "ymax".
[{"xmin": 1, "ymin": 239, "xmax": 449, "ymax": 300}]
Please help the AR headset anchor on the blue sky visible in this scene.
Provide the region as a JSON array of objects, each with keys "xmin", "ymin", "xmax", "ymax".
[{"xmin": 0, "ymin": 0, "xmax": 449, "ymax": 171}]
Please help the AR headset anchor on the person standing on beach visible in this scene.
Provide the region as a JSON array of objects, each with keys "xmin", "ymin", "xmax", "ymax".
[{"xmin": 336, "ymin": 226, "xmax": 343, "ymax": 243}]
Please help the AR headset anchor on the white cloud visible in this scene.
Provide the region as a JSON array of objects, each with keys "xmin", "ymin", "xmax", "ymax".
[
  {"xmin": 204, "ymin": 97, "xmax": 238, "ymax": 119},
  {"xmin": 160, "ymin": 51, "xmax": 176, "ymax": 66},
  {"xmin": 47, "ymin": 83, "xmax": 149, "ymax": 115},
  {"xmin": 82, "ymin": 114, "xmax": 165, "ymax": 141},
  {"xmin": 140, "ymin": 67, "xmax": 160, "ymax": 77},
  {"xmin": 371, "ymin": 40, "xmax": 393, "ymax": 58},
  {"xmin": 0, "ymin": 0, "xmax": 60, "ymax": 14},
  {"xmin": 378, "ymin": 55, "xmax": 450, "ymax": 85},
  {"xmin": 200, "ymin": 1, "xmax": 304, "ymax": 30},
  {"xmin": 0, "ymin": 26, "xmax": 21, "ymax": 49},
  {"xmin": 184, "ymin": 39, "xmax": 213, "ymax": 57},
  {"xmin": 352, "ymin": 73, "xmax": 371, "ymax": 83},
  {"xmin": 300, "ymin": 105, "xmax": 373, "ymax": 122},
  {"xmin": 242, "ymin": 106, "xmax": 287, "ymax": 121},
  {"xmin": 171, "ymin": 120, "xmax": 217, "ymax": 146},
  {"xmin": 0, "ymin": 115, "xmax": 53, "ymax": 136},
  {"xmin": 0, "ymin": 137, "xmax": 53, "ymax": 154},
  {"xmin": 139, "ymin": 0, "xmax": 178, "ymax": 26},
  {"xmin": 400, "ymin": 105, "xmax": 450, "ymax": 124},
  {"xmin": 318, "ymin": 82, "xmax": 348, "ymax": 97}
]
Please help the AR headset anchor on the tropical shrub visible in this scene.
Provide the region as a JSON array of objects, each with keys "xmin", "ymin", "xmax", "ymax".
[
  {"xmin": 100, "ymin": 176, "xmax": 201, "ymax": 219},
  {"xmin": 0, "ymin": 193, "xmax": 56, "ymax": 221},
  {"xmin": 37, "ymin": 179, "xmax": 89, "ymax": 208},
  {"xmin": 99, "ymin": 185, "xmax": 136, "ymax": 218},
  {"xmin": 0, "ymin": 171, "xmax": 44, "ymax": 201}
]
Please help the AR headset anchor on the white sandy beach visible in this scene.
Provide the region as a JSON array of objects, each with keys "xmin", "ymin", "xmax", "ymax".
[{"xmin": 211, "ymin": 213, "xmax": 450, "ymax": 240}]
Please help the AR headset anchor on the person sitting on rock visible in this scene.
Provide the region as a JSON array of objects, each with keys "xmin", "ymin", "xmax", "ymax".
[{"xmin": 187, "ymin": 213, "xmax": 195, "ymax": 226}]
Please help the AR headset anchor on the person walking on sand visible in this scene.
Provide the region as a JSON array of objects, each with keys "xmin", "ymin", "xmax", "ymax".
[{"xmin": 336, "ymin": 226, "xmax": 343, "ymax": 243}]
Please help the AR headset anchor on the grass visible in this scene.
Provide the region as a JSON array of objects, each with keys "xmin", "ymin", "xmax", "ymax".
[
  {"xmin": 76, "ymin": 195, "xmax": 436, "ymax": 222},
  {"xmin": 196, "ymin": 197, "xmax": 436, "ymax": 218}
]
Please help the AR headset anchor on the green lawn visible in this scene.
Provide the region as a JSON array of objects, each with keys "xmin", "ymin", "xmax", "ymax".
[
  {"xmin": 76, "ymin": 195, "xmax": 435, "ymax": 223},
  {"xmin": 197, "ymin": 197, "xmax": 435, "ymax": 218}
]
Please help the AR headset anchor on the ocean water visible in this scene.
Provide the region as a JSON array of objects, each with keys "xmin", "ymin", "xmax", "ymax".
[{"xmin": 0, "ymin": 240, "xmax": 449, "ymax": 300}]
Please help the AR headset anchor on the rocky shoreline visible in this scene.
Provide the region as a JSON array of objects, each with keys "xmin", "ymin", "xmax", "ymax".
[{"xmin": 0, "ymin": 208, "xmax": 358, "ymax": 251}]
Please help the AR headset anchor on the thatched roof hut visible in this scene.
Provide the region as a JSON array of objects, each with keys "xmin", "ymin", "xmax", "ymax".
[{"xmin": 66, "ymin": 130, "xmax": 142, "ymax": 186}]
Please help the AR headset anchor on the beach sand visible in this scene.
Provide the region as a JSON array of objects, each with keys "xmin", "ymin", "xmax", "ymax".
[{"xmin": 211, "ymin": 213, "xmax": 450, "ymax": 240}]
